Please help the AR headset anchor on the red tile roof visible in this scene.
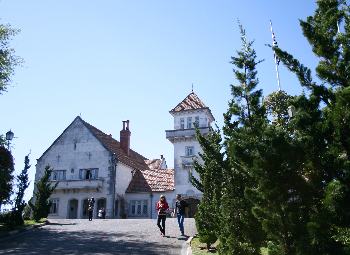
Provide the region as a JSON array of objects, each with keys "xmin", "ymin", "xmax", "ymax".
[
  {"xmin": 171, "ymin": 91, "xmax": 208, "ymax": 112},
  {"xmin": 83, "ymin": 120, "xmax": 149, "ymax": 171},
  {"xmin": 145, "ymin": 159, "xmax": 162, "ymax": 170},
  {"xmin": 83, "ymin": 119, "xmax": 175, "ymax": 192},
  {"xmin": 126, "ymin": 168, "xmax": 175, "ymax": 193}
]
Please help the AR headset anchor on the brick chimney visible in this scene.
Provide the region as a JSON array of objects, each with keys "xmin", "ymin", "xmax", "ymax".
[{"xmin": 120, "ymin": 120, "xmax": 131, "ymax": 156}]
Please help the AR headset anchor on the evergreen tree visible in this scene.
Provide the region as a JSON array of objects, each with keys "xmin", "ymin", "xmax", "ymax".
[
  {"xmin": 272, "ymin": 0, "xmax": 350, "ymax": 253},
  {"xmin": 190, "ymin": 124, "xmax": 225, "ymax": 250},
  {"xmin": 13, "ymin": 155, "xmax": 30, "ymax": 225},
  {"xmin": 29, "ymin": 164, "xmax": 58, "ymax": 222},
  {"xmin": 5, "ymin": 154, "xmax": 31, "ymax": 228},
  {"xmin": 218, "ymin": 21, "xmax": 266, "ymax": 255}
]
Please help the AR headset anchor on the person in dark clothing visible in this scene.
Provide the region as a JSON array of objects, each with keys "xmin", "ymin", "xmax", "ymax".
[
  {"xmin": 88, "ymin": 197, "xmax": 95, "ymax": 221},
  {"xmin": 174, "ymin": 194, "xmax": 188, "ymax": 236},
  {"xmin": 102, "ymin": 207, "xmax": 106, "ymax": 219},
  {"xmin": 156, "ymin": 195, "xmax": 169, "ymax": 236}
]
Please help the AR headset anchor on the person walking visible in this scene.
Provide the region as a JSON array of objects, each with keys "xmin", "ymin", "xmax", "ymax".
[
  {"xmin": 156, "ymin": 195, "xmax": 169, "ymax": 236},
  {"xmin": 88, "ymin": 197, "xmax": 95, "ymax": 221},
  {"xmin": 174, "ymin": 194, "xmax": 188, "ymax": 236}
]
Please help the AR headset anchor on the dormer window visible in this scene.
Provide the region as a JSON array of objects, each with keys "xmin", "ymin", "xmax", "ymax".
[
  {"xmin": 180, "ymin": 118, "xmax": 184, "ymax": 129},
  {"xmin": 187, "ymin": 117, "xmax": 192, "ymax": 129}
]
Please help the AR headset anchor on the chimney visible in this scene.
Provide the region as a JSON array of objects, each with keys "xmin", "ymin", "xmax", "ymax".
[{"xmin": 120, "ymin": 120, "xmax": 131, "ymax": 156}]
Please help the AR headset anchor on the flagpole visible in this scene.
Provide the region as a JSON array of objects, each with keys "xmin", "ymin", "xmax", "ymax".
[{"xmin": 270, "ymin": 20, "xmax": 281, "ymax": 91}]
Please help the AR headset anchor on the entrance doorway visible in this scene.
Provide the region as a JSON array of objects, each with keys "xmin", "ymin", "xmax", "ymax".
[
  {"xmin": 96, "ymin": 198, "xmax": 106, "ymax": 216},
  {"xmin": 82, "ymin": 199, "xmax": 89, "ymax": 219},
  {"xmin": 186, "ymin": 198, "xmax": 200, "ymax": 218},
  {"xmin": 68, "ymin": 199, "xmax": 78, "ymax": 219}
]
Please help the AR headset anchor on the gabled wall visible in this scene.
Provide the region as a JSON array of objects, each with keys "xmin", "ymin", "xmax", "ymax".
[{"xmin": 35, "ymin": 118, "xmax": 114, "ymax": 219}]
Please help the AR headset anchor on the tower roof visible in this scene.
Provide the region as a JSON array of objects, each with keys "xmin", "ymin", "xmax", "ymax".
[{"xmin": 170, "ymin": 91, "xmax": 207, "ymax": 112}]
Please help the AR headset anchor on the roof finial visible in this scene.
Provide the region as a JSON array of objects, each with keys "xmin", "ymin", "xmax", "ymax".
[{"xmin": 192, "ymin": 83, "xmax": 193, "ymax": 92}]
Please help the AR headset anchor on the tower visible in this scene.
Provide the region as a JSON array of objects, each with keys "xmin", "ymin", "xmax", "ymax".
[{"xmin": 166, "ymin": 91, "xmax": 215, "ymax": 201}]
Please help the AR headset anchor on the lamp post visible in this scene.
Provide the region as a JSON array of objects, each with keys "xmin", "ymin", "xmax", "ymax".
[{"xmin": 6, "ymin": 130, "xmax": 14, "ymax": 150}]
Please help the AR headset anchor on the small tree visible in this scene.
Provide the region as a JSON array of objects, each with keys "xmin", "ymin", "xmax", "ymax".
[
  {"xmin": 4, "ymin": 154, "xmax": 31, "ymax": 228},
  {"xmin": 29, "ymin": 164, "xmax": 58, "ymax": 222},
  {"xmin": 13, "ymin": 155, "xmax": 30, "ymax": 224},
  {"xmin": 191, "ymin": 125, "xmax": 225, "ymax": 250}
]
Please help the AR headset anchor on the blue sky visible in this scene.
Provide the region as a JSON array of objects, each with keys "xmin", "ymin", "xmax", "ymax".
[{"xmin": 0, "ymin": 0, "xmax": 319, "ymax": 204}]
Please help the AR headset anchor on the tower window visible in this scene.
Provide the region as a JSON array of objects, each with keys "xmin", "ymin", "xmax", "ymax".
[
  {"xmin": 180, "ymin": 118, "xmax": 184, "ymax": 129},
  {"xmin": 187, "ymin": 117, "xmax": 192, "ymax": 129},
  {"xmin": 195, "ymin": 116, "xmax": 199, "ymax": 127},
  {"xmin": 186, "ymin": 147, "xmax": 194, "ymax": 156}
]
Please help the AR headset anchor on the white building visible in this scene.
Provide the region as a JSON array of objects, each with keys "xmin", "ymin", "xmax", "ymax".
[
  {"xmin": 34, "ymin": 91, "xmax": 214, "ymax": 219},
  {"xmin": 34, "ymin": 117, "xmax": 167, "ymax": 219}
]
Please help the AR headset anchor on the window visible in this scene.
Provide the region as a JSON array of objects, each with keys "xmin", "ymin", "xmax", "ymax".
[
  {"xmin": 180, "ymin": 118, "xmax": 184, "ymax": 129},
  {"xmin": 187, "ymin": 117, "xmax": 192, "ymax": 129},
  {"xmin": 186, "ymin": 147, "xmax": 194, "ymax": 156},
  {"xmin": 195, "ymin": 116, "xmax": 199, "ymax": 127},
  {"xmin": 50, "ymin": 199, "xmax": 59, "ymax": 214},
  {"xmin": 52, "ymin": 170, "xmax": 66, "ymax": 181},
  {"xmin": 80, "ymin": 169, "xmax": 98, "ymax": 179},
  {"xmin": 130, "ymin": 200, "xmax": 148, "ymax": 216}
]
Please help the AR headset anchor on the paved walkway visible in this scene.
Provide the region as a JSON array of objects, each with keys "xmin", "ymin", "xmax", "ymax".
[{"xmin": 0, "ymin": 218, "xmax": 197, "ymax": 255}]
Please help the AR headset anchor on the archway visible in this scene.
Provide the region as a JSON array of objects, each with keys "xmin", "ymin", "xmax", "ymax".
[
  {"xmin": 185, "ymin": 198, "xmax": 200, "ymax": 218},
  {"xmin": 68, "ymin": 199, "xmax": 78, "ymax": 219},
  {"xmin": 82, "ymin": 198, "xmax": 89, "ymax": 219},
  {"xmin": 96, "ymin": 198, "xmax": 106, "ymax": 218}
]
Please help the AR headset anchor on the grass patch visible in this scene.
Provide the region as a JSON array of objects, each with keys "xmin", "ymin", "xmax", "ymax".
[
  {"xmin": 190, "ymin": 236, "xmax": 269, "ymax": 255},
  {"xmin": 0, "ymin": 218, "xmax": 46, "ymax": 235},
  {"xmin": 191, "ymin": 235, "xmax": 219, "ymax": 254}
]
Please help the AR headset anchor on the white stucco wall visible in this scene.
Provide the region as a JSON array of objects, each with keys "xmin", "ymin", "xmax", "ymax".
[
  {"xmin": 126, "ymin": 192, "xmax": 175, "ymax": 219},
  {"xmin": 35, "ymin": 118, "xmax": 114, "ymax": 219}
]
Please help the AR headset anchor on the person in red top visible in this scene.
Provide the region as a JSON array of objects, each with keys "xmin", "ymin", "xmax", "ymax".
[{"xmin": 156, "ymin": 195, "xmax": 169, "ymax": 236}]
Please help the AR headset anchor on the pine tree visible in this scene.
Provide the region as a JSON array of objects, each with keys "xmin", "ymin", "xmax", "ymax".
[
  {"xmin": 29, "ymin": 164, "xmax": 58, "ymax": 222},
  {"xmin": 218, "ymin": 21, "xmax": 266, "ymax": 255},
  {"xmin": 190, "ymin": 124, "xmax": 225, "ymax": 250},
  {"xmin": 273, "ymin": 0, "xmax": 350, "ymax": 253},
  {"xmin": 5, "ymin": 154, "xmax": 31, "ymax": 228},
  {"xmin": 13, "ymin": 155, "xmax": 30, "ymax": 225}
]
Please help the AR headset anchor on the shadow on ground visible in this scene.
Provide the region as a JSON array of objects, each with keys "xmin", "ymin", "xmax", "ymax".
[{"xmin": 0, "ymin": 227, "xmax": 178, "ymax": 255}]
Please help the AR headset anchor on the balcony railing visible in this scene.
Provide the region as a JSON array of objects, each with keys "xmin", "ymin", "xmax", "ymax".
[
  {"xmin": 52, "ymin": 178, "xmax": 104, "ymax": 191},
  {"xmin": 166, "ymin": 127, "xmax": 210, "ymax": 140},
  {"xmin": 181, "ymin": 155, "xmax": 198, "ymax": 166}
]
